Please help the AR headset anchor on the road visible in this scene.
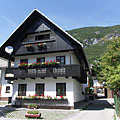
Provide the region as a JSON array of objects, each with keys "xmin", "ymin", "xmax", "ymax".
[{"xmin": 64, "ymin": 98, "xmax": 115, "ymax": 120}]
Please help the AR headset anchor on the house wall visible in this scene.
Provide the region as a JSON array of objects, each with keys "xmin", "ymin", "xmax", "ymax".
[
  {"xmin": 73, "ymin": 80, "xmax": 85, "ymax": 102},
  {"xmin": 14, "ymin": 52, "xmax": 79, "ymax": 67},
  {"xmin": 12, "ymin": 77, "xmax": 74, "ymax": 106},
  {"xmin": 72, "ymin": 54, "xmax": 79, "ymax": 65},
  {"xmin": 0, "ymin": 68, "xmax": 13, "ymax": 98}
]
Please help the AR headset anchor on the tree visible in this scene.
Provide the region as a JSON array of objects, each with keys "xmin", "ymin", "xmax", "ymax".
[{"xmin": 97, "ymin": 37, "xmax": 120, "ymax": 94}]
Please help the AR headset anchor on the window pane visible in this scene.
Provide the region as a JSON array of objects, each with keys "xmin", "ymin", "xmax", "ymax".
[
  {"xmin": 37, "ymin": 57, "xmax": 45, "ymax": 63},
  {"xmin": 56, "ymin": 56, "xmax": 65, "ymax": 64},
  {"xmin": 35, "ymin": 34, "xmax": 50, "ymax": 41},
  {"xmin": 20, "ymin": 59, "xmax": 28, "ymax": 64},
  {"xmin": 36, "ymin": 84, "xmax": 44, "ymax": 96},
  {"xmin": 61, "ymin": 57, "xmax": 65, "ymax": 60},
  {"xmin": 6, "ymin": 86, "xmax": 10, "ymax": 93},
  {"xmin": 56, "ymin": 83, "xmax": 66, "ymax": 96},
  {"xmin": 18, "ymin": 84, "xmax": 27, "ymax": 96}
]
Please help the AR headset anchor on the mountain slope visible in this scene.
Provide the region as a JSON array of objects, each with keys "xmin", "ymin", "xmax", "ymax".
[{"xmin": 67, "ymin": 25, "xmax": 120, "ymax": 63}]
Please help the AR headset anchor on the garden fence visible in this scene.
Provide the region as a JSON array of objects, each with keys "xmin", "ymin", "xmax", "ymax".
[{"xmin": 114, "ymin": 95, "xmax": 120, "ymax": 117}]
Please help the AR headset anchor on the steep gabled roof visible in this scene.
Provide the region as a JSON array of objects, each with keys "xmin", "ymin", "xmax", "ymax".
[
  {"xmin": 0, "ymin": 9, "xmax": 89, "ymax": 71},
  {"xmin": 0, "ymin": 9, "xmax": 83, "ymax": 48}
]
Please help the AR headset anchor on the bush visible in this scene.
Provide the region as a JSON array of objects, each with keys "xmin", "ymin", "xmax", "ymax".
[
  {"xmin": 27, "ymin": 111, "xmax": 39, "ymax": 114},
  {"xmin": 28, "ymin": 104, "xmax": 37, "ymax": 109}
]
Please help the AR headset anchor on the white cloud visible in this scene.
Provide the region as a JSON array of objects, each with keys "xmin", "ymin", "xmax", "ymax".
[{"xmin": 1, "ymin": 15, "xmax": 17, "ymax": 27}]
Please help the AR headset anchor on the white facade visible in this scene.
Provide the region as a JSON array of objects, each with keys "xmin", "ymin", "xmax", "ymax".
[
  {"xmin": 0, "ymin": 9, "xmax": 88, "ymax": 108},
  {"xmin": 0, "ymin": 58, "xmax": 13, "ymax": 100},
  {"xmin": 12, "ymin": 77, "xmax": 84, "ymax": 106},
  {"xmin": 0, "ymin": 68, "xmax": 13, "ymax": 98},
  {"xmin": 11, "ymin": 52, "xmax": 85, "ymax": 107},
  {"xmin": 93, "ymin": 80, "xmax": 103, "ymax": 87},
  {"xmin": 14, "ymin": 51, "xmax": 79, "ymax": 67}
]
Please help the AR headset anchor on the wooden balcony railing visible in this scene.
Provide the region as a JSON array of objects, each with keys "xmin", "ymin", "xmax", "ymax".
[{"xmin": 5, "ymin": 64, "xmax": 87, "ymax": 83}]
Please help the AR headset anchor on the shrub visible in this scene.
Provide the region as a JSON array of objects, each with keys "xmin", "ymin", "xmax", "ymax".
[
  {"xmin": 27, "ymin": 110, "xmax": 39, "ymax": 114},
  {"xmin": 19, "ymin": 62, "xmax": 28, "ymax": 68},
  {"xmin": 28, "ymin": 104, "xmax": 37, "ymax": 109}
]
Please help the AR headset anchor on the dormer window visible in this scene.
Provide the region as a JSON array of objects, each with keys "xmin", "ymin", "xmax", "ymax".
[{"xmin": 35, "ymin": 34, "xmax": 50, "ymax": 41}]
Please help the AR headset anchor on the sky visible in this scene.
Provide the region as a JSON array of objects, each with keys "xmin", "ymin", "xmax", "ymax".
[{"xmin": 0, "ymin": 0, "xmax": 120, "ymax": 45}]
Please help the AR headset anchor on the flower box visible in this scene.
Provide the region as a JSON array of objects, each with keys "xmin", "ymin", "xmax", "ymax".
[
  {"xmin": 15, "ymin": 97, "xmax": 69, "ymax": 109},
  {"xmin": 35, "ymin": 43, "xmax": 47, "ymax": 50},
  {"xmin": 25, "ymin": 113, "xmax": 41, "ymax": 118},
  {"xmin": 19, "ymin": 62, "xmax": 28, "ymax": 69},
  {"xmin": 18, "ymin": 60, "xmax": 60, "ymax": 69},
  {"xmin": 25, "ymin": 112, "xmax": 41, "ymax": 118},
  {"xmin": 24, "ymin": 44, "xmax": 34, "ymax": 52},
  {"xmin": 24, "ymin": 44, "xmax": 32, "ymax": 48}
]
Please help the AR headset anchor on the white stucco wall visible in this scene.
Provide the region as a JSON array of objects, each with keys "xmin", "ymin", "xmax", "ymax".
[
  {"xmin": 0, "ymin": 57, "xmax": 14, "ymax": 68},
  {"xmin": 12, "ymin": 51, "xmax": 82, "ymax": 106},
  {"xmin": 1, "ymin": 84, "xmax": 13, "ymax": 97},
  {"xmin": 14, "ymin": 52, "xmax": 80, "ymax": 67},
  {"xmin": 12, "ymin": 77, "xmax": 74, "ymax": 106},
  {"xmin": 0, "ymin": 68, "xmax": 13, "ymax": 97},
  {"xmin": 73, "ymin": 80, "xmax": 85, "ymax": 102},
  {"xmin": 72, "ymin": 54, "xmax": 79, "ymax": 64}
]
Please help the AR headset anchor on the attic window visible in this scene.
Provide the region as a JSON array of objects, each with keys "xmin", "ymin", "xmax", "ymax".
[{"xmin": 35, "ymin": 34, "xmax": 50, "ymax": 41}]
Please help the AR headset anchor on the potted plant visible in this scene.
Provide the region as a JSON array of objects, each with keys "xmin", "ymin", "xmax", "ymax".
[
  {"xmin": 28, "ymin": 104, "xmax": 37, "ymax": 109},
  {"xmin": 19, "ymin": 62, "xmax": 28, "ymax": 68},
  {"xmin": 24, "ymin": 44, "xmax": 32, "ymax": 48},
  {"xmin": 25, "ymin": 110, "xmax": 41, "ymax": 118},
  {"xmin": 24, "ymin": 44, "xmax": 34, "ymax": 51},
  {"xmin": 29, "ymin": 62, "xmax": 41, "ymax": 68},
  {"xmin": 36, "ymin": 43, "xmax": 46, "ymax": 47},
  {"xmin": 43, "ymin": 60, "xmax": 60, "ymax": 67},
  {"xmin": 35, "ymin": 43, "xmax": 47, "ymax": 50}
]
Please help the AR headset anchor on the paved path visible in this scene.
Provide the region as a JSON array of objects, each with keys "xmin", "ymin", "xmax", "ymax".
[
  {"xmin": 63, "ymin": 98, "xmax": 115, "ymax": 120},
  {"xmin": 0, "ymin": 98, "xmax": 115, "ymax": 120}
]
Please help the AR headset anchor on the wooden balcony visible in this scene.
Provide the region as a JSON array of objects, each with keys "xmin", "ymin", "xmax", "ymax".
[{"xmin": 5, "ymin": 64, "xmax": 87, "ymax": 83}]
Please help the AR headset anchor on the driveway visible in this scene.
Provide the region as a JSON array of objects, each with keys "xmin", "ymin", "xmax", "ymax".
[{"xmin": 63, "ymin": 98, "xmax": 115, "ymax": 120}]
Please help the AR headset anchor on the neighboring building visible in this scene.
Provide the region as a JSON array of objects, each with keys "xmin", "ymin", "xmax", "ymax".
[
  {"xmin": 93, "ymin": 80, "xmax": 114, "ymax": 98},
  {"xmin": 0, "ymin": 57, "xmax": 13, "ymax": 101},
  {"xmin": 0, "ymin": 9, "xmax": 89, "ymax": 109}
]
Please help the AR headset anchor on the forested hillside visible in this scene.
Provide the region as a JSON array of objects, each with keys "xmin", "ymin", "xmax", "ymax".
[{"xmin": 67, "ymin": 25, "xmax": 120, "ymax": 63}]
